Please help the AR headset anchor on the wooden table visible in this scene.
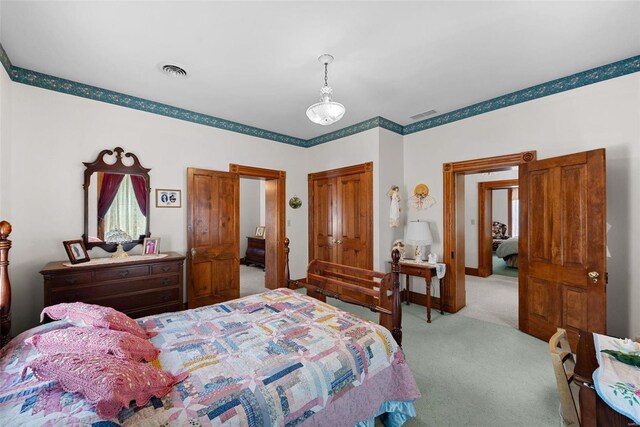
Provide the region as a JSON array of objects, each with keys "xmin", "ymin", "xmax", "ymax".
[
  {"xmin": 397, "ymin": 261, "xmax": 444, "ymax": 323},
  {"xmin": 574, "ymin": 330, "xmax": 635, "ymax": 427}
]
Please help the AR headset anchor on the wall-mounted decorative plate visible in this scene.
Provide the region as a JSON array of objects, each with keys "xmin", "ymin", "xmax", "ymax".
[{"xmin": 289, "ymin": 196, "xmax": 302, "ymax": 209}]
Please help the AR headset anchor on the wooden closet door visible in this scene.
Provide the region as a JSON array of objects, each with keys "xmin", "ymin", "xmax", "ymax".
[
  {"xmin": 187, "ymin": 168, "xmax": 240, "ymax": 308},
  {"xmin": 308, "ymin": 162, "xmax": 373, "ymax": 270},
  {"xmin": 310, "ymin": 176, "xmax": 338, "ymax": 263},
  {"xmin": 336, "ymin": 171, "xmax": 372, "ymax": 269}
]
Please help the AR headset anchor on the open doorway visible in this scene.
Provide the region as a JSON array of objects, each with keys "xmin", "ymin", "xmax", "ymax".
[
  {"xmin": 462, "ymin": 171, "xmax": 519, "ymax": 328},
  {"xmin": 230, "ymin": 164, "xmax": 286, "ymax": 292},
  {"xmin": 239, "ymin": 177, "xmax": 267, "ymax": 297},
  {"xmin": 476, "ymin": 178, "xmax": 519, "ymax": 278},
  {"xmin": 441, "ymin": 151, "xmax": 536, "ymax": 315}
]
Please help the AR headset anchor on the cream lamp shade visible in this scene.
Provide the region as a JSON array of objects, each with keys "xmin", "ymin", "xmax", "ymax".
[
  {"xmin": 405, "ymin": 221, "xmax": 433, "ymax": 260},
  {"xmin": 405, "ymin": 221, "xmax": 433, "ymax": 246}
]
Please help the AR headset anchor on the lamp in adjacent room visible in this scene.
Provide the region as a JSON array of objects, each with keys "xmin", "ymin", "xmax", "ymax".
[
  {"xmin": 105, "ymin": 228, "xmax": 133, "ymax": 258},
  {"xmin": 306, "ymin": 54, "xmax": 346, "ymax": 126},
  {"xmin": 405, "ymin": 220, "xmax": 433, "ymax": 261}
]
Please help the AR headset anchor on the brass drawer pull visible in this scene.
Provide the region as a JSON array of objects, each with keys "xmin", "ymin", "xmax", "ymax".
[
  {"xmin": 118, "ymin": 271, "xmax": 130, "ymax": 278},
  {"xmin": 161, "ymin": 278, "xmax": 171, "ymax": 285},
  {"xmin": 161, "ymin": 293, "xmax": 171, "ymax": 301},
  {"xmin": 161, "ymin": 266, "xmax": 171, "ymax": 272},
  {"xmin": 65, "ymin": 277, "xmax": 78, "ymax": 285}
]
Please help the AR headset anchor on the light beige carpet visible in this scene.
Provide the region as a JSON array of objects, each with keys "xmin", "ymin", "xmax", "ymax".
[
  {"xmin": 458, "ymin": 274, "xmax": 518, "ymax": 329},
  {"xmin": 240, "ymin": 264, "xmax": 266, "ymax": 297}
]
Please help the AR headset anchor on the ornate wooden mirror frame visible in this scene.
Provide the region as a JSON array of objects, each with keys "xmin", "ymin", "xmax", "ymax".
[{"xmin": 83, "ymin": 147, "xmax": 151, "ymax": 252}]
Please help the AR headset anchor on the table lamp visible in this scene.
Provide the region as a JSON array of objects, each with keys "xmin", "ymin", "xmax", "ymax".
[
  {"xmin": 405, "ymin": 220, "xmax": 433, "ymax": 261},
  {"xmin": 105, "ymin": 228, "xmax": 133, "ymax": 258}
]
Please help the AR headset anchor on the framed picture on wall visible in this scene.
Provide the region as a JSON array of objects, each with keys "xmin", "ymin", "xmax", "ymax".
[
  {"xmin": 156, "ymin": 189, "xmax": 181, "ymax": 208},
  {"xmin": 255, "ymin": 226, "xmax": 265, "ymax": 238},
  {"xmin": 63, "ymin": 239, "xmax": 90, "ymax": 264}
]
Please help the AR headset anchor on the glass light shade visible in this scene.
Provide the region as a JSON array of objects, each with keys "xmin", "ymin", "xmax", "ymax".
[
  {"xmin": 306, "ymin": 85, "xmax": 345, "ymax": 126},
  {"xmin": 306, "ymin": 101, "xmax": 346, "ymax": 125}
]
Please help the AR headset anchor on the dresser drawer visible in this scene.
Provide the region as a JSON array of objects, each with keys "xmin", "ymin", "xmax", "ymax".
[
  {"xmin": 49, "ymin": 275, "xmax": 180, "ymax": 304},
  {"xmin": 127, "ymin": 302, "xmax": 183, "ymax": 319},
  {"xmin": 150, "ymin": 262, "xmax": 182, "ymax": 275},
  {"xmin": 46, "ymin": 272, "xmax": 93, "ymax": 288},
  {"xmin": 94, "ymin": 265, "xmax": 149, "ymax": 282},
  {"xmin": 98, "ymin": 288, "xmax": 180, "ymax": 313}
]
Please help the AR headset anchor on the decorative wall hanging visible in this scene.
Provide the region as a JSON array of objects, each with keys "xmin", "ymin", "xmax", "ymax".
[
  {"xmin": 289, "ymin": 196, "xmax": 302, "ymax": 209},
  {"xmin": 410, "ymin": 183, "xmax": 436, "ymax": 210},
  {"xmin": 156, "ymin": 189, "xmax": 181, "ymax": 208},
  {"xmin": 387, "ymin": 185, "xmax": 401, "ymax": 228}
]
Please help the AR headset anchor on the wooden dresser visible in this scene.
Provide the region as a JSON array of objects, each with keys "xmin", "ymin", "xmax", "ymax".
[
  {"xmin": 244, "ymin": 237, "xmax": 265, "ymax": 268},
  {"xmin": 40, "ymin": 252, "xmax": 185, "ymax": 319}
]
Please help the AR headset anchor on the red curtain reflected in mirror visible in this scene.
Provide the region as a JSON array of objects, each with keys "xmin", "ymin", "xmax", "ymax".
[
  {"xmin": 97, "ymin": 173, "xmax": 125, "ymax": 219},
  {"xmin": 130, "ymin": 175, "xmax": 147, "ymax": 216}
]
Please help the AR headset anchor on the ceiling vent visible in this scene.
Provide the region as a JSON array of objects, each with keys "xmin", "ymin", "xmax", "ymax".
[
  {"xmin": 410, "ymin": 109, "xmax": 437, "ymax": 120},
  {"xmin": 161, "ymin": 64, "xmax": 188, "ymax": 78}
]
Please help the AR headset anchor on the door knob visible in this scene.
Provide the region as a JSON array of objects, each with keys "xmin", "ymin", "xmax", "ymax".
[
  {"xmin": 588, "ymin": 271, "xmax": 599, "ymax": 283},
  {"xmin": 331, "ymin": 239, "xmax": 337, "ymax": 244},
  {"xmin": 336, "ymin": 240, "xmax": 343, "ymax": 244},
  {"xmin": 191, "ymin": 248, "xmax": 196, "ymax": 258}
]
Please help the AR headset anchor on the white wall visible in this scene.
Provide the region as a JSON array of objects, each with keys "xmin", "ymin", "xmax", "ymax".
[
  {"xmin": 6, "ymin": 82, "xmax": 309, "ymax": 335},
  {"xmin": 404, "ymin": 73, "xmax": 640, "ymax": 338},
  {"xmin": 378, "ymin": 129, "xmax": 404, "ymax": 271},
  {"xmin": 464, "ymin": 170, "xmax": 518, "ymax": 268},
  {"xmin": 0, "ymin": 64, "xmax": 11, "ymax": 220},
  {"xmin": 492, "ymin": 189, "xmax": 509, "ymax": 226},
  {"xmin": 239, "ymin": 177, "xmax": 262, "ymax": 257}
]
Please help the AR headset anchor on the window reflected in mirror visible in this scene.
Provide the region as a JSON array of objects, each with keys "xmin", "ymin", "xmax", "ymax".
[{"xmin": 88, "ymin": 173, "xmax": 148, "ymax": 243}]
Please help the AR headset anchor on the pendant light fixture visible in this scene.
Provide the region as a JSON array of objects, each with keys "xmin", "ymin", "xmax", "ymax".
[{"xmin": 306, "ymin": 54, "xmax": 346, "ymax": 126}]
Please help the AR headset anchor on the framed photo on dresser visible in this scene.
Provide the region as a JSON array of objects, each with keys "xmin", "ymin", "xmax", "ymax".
[
  {"xmin": 62, "ymin": 239, "xmax": 90, "ymax": 264},
  {"xmin": 143, "ymin": 237, "xmax": 161, "ymax": 255}
]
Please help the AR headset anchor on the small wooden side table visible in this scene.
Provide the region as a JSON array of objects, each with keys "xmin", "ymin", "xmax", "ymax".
[
  {"xmin": 397, "ymin": 261, "xmax": 444, "ymax": 323},
  {"xmin": 574, "ymin": 330, "xmax": 634, "ymax": 427}
]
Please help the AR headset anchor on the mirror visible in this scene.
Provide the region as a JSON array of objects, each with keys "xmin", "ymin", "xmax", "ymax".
[{"xmin": 83, "ymin": 147, "xmax": 151, "ymax": 251}]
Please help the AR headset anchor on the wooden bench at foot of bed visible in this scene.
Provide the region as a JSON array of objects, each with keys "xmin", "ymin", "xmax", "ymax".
[{"xmin": 285, "ymin": 239, "xmax": 403, "ymax": 347}]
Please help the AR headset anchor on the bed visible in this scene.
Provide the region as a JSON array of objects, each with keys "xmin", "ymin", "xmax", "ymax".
[
  {"xmin": 495, "ymin": 236, "xmax": 518, "ymax": 268},
  {"xmin": 0, "ymin": 222, "xmax": 420, "ymax": 426}
]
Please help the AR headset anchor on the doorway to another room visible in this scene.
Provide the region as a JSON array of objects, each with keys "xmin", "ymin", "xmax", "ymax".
[
  {"xmin": 462, "ymin": 172, "xmax": 519, "ymax": 329},
  {"xmin": 442, "ymin": 149, "xmax": 607, "ymax": 348},
  {"xmin": 231, "ymin": 164, "xmax": 287, "ymax": 297},
  {"xmin": 239, "ymin": 177, "xmax": 267, "ymax": 297}
]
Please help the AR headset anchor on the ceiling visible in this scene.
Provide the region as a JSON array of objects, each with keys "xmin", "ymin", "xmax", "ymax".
[{"xmin": 1, "ymin": 1, "xmax": 639, "ymax": 140}]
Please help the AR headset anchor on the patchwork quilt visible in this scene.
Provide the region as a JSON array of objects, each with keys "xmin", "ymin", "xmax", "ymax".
[{"xmin": 0, "ymin": 288, "xmax": 420, "ymax": 426}]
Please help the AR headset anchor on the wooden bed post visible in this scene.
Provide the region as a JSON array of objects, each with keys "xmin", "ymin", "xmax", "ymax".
[
  {"xmin": 391, "ymin": 248, "xmax": 402, "ymax": 347},
  {"xmin": 0, "ymin": 221, "xmax": 12, "ymax": 349},
  {"xmin": 284, "ymin": 237, "xmax": 290, "ymax": 288}
]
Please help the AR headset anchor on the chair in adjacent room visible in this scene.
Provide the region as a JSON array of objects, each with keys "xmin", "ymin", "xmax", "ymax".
[{"xmin": 549, "ymin": 328, "xmax": 581, "ymax": 426}]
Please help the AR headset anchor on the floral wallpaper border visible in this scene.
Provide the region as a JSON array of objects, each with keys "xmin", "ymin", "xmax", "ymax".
[
  {"xmin": 2, "ymin": 40, "xmax": 638, "ymax": 148},
  {"xmin": 0, "ymin": 43, "xmax": 12, "ymax": 76},
  {"xmin": 402, "ymin": 55, "xmax": 640, "ymax": 135}
]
